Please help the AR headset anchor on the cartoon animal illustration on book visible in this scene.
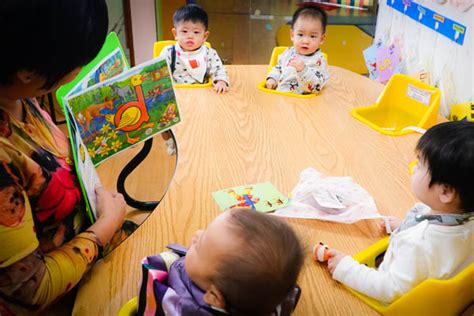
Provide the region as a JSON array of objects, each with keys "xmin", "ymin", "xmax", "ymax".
[
  {"xmin": 111, "ymin": 85, "xmax": 133, "ymax": 103},
  {"xmin": 106, "ymin": 74, "xmax": 154, "ymax": 144},
  {"xmin": 76, "ymin": 97, "xmax": 115, "ymax": 141}
]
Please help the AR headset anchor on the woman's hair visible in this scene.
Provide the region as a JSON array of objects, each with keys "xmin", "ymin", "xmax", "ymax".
[
  {"xmin": 212, "ymin": 208, "xmax": 304, "ymax": 315},
  {"xmin": 173, "ymin": 4, "xmax": 209, "ymax": 30},
  {"xmin": 416, "ymin": 121, "xmax": 474, "ymax": 212},
  {"xmin": 291, "ymin": 5, "xmax": 328, "ymax": 33},
  {"xmin": 0, "ymin": 0, "xmax": 109, "ymax": 89}
]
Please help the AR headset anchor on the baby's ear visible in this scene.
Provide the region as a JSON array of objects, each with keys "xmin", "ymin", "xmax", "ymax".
[
  {"xmin": 320, "ymin": 32, "xmax": 326, "ymax": 45},
  {"xmin": 204, "ymin": 30, "xmax": 210, "ymax": 41},
  {"xmin": 172, "ymin": 28, "xmax": 177, "ymax": 39},
  {"xmin": 438, "ymin": 184, "xmax": 457, "ymax": 204},
  {"xmin": 203, "ymin": 284, "xmax": 226, "ymax": 309}
]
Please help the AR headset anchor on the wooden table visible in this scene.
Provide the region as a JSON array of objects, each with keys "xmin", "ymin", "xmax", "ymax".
[{"xmin": 73, "ymin": 65, "xmax": 422, "ymax": 315}]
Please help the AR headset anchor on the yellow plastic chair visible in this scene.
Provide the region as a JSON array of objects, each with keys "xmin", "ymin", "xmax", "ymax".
[
  {"xmin": 450, "ymin": 102, "xmax": 474, "ymax": 122},
  {"xmin": 276, "ymin": 24, "xmax": 372, "ymax": 75},
  {"xmin": 347, "ymin": 237, "xmax": 474, "ymax": 315},
  {"xmin": 257, "ymin": 46, "xmax": 328, "ymax": 99},
  {"xmin": 117, "ymin": 297, "xmax": 138, "ymax": 316},
  {"xmin": 153, "ymin": 40, "xmax": 212, "ymax": 88},
  {"xmin": 351, "ymin": 74, "xmax": 441, "ymax": 136}
]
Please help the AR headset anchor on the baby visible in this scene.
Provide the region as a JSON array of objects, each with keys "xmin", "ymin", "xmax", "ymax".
[
  {"xmin": 138, "ymin": 208, "xmax": 304, "ymax": 315},
  {"xmin": 159, "ymin": 4, "xmax": 229, "ymax": 94},
  {"xmin": 266, "ymin": 5, "xmax": 329, "ymax": 94},
  {"xmin": 326, "ymin": 121, "xmax": 474, "ymax": 304}
]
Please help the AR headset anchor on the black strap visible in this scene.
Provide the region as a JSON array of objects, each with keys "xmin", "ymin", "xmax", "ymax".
[{"xmin": 170, "ymin": 45, "xmax": 176, "ymax": 75}]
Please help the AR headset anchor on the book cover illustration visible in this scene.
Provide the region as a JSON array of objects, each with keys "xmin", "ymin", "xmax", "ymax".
[
  {"xmin": 66, "ymin": 57, "xmax": 180, "ymax": 166},
  {"xmin": 212, "ymin": 182, "xmax": 289, "ymax": 213},
  {"xmin": 67, "ymin": 48, "xmax": 128, "ymax": 97}
]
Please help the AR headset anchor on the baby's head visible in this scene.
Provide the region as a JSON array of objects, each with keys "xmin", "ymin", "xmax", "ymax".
[
  {"xmin": 172, "ymin": 4, "xmax": 209, "ymax": 52},
  {"xmin": 290, "ymin": 5, "xmax": 327, "ymax": 55},
  {"xmin": 0, "ymin": 0, "xmax": 108, "ymax": 97},
  {"xmin": 412, "ymin": 121, "xmax": 474, "ymax": 213},
  {"xmin": 185, "ymin": 208, "xmax": 304, "ymax": 314}
]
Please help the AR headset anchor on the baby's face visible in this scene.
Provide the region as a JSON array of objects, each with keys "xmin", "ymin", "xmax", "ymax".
[
  {"xmin": 173, "ymin": 21, "xmax": 209, "ymax": 52},
  {"xmin": 185, "ymin": 211, "xmax": 238, "ymax": 291},
  {"xmin": 291, "ymin": 17, "xmax": 325, "ymax": 55}
]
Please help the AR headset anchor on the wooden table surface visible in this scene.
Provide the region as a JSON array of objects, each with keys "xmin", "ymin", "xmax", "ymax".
[{"xmin": 73, "ymin": 65, "xmax": 423, "ymax": 316}]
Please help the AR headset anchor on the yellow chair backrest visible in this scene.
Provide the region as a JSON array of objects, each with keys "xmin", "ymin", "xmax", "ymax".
[
  {"xmin": 347, "ymin": 237, "xmax": 474, "ymax": 316},
  {"xmin": 450, "ymin": 102, "xmax": 474, "ymax": 122},
  {"xmin": 153, "ymin": 40, "xmax": 213, "ymax": 88}
]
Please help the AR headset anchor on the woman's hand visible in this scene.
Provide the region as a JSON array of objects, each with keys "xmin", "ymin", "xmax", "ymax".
[{"xmin": 88, "ymin": 186, "xmax": 126, "ymax": 245}]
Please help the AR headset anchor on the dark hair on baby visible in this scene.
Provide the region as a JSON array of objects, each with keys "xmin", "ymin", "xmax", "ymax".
[
  {"xmin": 213, "ymin": 208, "xmax": 304, "ymax": 315},
  {"xmin": 416, "ymin": 121, "xmax": 474, "ymax": 212},
  {"xmin": 291, "ymin": 5, "xmax": 328, "ymax": 33},
  {"xmin": 173, "ymin": 4, "xmax": 209, "ymax": 30},
  {"xmin": 0, "ymin": 0, "xmax": 108, "ymax": 90}
]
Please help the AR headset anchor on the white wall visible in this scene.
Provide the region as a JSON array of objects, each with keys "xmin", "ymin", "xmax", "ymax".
[
  {"xmin": 130, "ymin": 0, "xmax": 157, "ymax": 65},
  {"xmin": 375, "ymin": 0, "xmax": 473, "ymax": 116}
]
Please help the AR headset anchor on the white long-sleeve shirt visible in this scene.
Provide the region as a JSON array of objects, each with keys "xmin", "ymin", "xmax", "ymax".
[
  {"xmin": 266, "ymin": 47, "xmax": 329, "ymax": 94},
  {"xmin": 333, "ymin": 204, "xmax": 474, "ymax": 304},
  {"xmin": 159, "ymin": 44, "xmax": 229, "ymax": 85}
]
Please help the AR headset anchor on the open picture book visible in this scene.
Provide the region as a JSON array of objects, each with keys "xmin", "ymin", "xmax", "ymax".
[{"xmin": 56, "ymin": 33, "xmax": 181, "ymax": 222}]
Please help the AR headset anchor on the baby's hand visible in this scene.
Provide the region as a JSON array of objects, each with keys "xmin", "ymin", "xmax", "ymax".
[
  {"xmin": 288, "ymin": 58, "xmax": 305, "ymax": 72},
  {"xmin": 379, "ymin": 216, "xmax": 402, "ymax": 234},
  {"xmin": 213, "ymin": 80, "xmax": 229, "ymax": 94},
  {"xmin": 266, "ymin": 78, "xmax": 278, "ymax": 90},
  {"xmin": 327, "ymin": 249, "xmax": 347, "ymax": 274}
]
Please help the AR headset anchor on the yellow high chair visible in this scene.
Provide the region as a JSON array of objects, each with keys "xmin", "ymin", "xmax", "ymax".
[
  {"xmin": 351, "ymin": 74, "xmax": 441, "ymax": 136},
  {"xmin": 348, "ymin": 237, "xmax": 474, "ymax": 315},
  {"xmin": 153, "ymin": 40, "xmax": 212, "ymax": 88},
  {"xmin": 257, "ymin": 46, "xmax": 328, "ymax": 98},
  {"xmin": 118, "ymin": 297, "xmax": 138, "ymax": 316},
  {"xmin": 449, "ymin": 102, "xmax": 474, "ymax": 122}
]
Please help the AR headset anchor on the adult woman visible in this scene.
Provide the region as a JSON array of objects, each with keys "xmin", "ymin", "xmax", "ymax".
[{"xmin": 0, "ymin": 0, "xmax": 125, "ymax": 313}]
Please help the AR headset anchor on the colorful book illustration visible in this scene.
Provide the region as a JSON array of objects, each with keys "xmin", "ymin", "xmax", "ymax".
[
  {"xmin": 56, "ymin": 33, "xmax": 181, "ymax": 221},
  {"xmin": 67, "ymin": 48, "xmax": 129, "ymax": 97},
  {"xmin": 212, "ymin": 182, "xmax": 289, "ymax": 213},
  {"xmin": 363, "ymin": 39, "xmax": 384, "ymax": 79},
  {"xmin": 375, "ymin": 43, "xmax": 401, "ymax": 84},
  {"xmin": 66, "ymin": 58, "xmax": 178, "ymax": 165}
]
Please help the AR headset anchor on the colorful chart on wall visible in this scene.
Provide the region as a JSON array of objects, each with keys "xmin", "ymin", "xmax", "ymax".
[{"xmin": 387, "ymin": 0, "xmax": 467, "ymax": 45}]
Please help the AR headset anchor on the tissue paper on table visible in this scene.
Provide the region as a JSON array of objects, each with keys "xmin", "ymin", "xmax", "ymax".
[{"xmin": 274, "ymin": 168, "xmax": 380, "ymax": 224}]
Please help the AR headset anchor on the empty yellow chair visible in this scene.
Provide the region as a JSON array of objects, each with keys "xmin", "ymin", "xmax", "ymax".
[
  {"xmin": 351, "ymin": 74, "xmax": 441, "ymax": 136},
  {"xmin": 257, "ymin": 46, "xmax": 328, "ymax": 98},
  {"xmin": 346, "ymin": 237, "xmax": 474, "ymax": 315},
  {"xmin": 153, "ymin": 40, "xmax": 212, "ymax": 88}
]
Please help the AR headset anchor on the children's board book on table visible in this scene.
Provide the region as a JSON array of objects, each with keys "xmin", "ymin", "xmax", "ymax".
[{"xmin": 56, "ymin": 32, "xmax": 181, "ymax": 222}]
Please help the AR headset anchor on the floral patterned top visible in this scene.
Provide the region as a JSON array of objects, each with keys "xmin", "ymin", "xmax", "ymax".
[{"xmin": 0, "ymin": 99, "xmax": 100, "ymax": 314}]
